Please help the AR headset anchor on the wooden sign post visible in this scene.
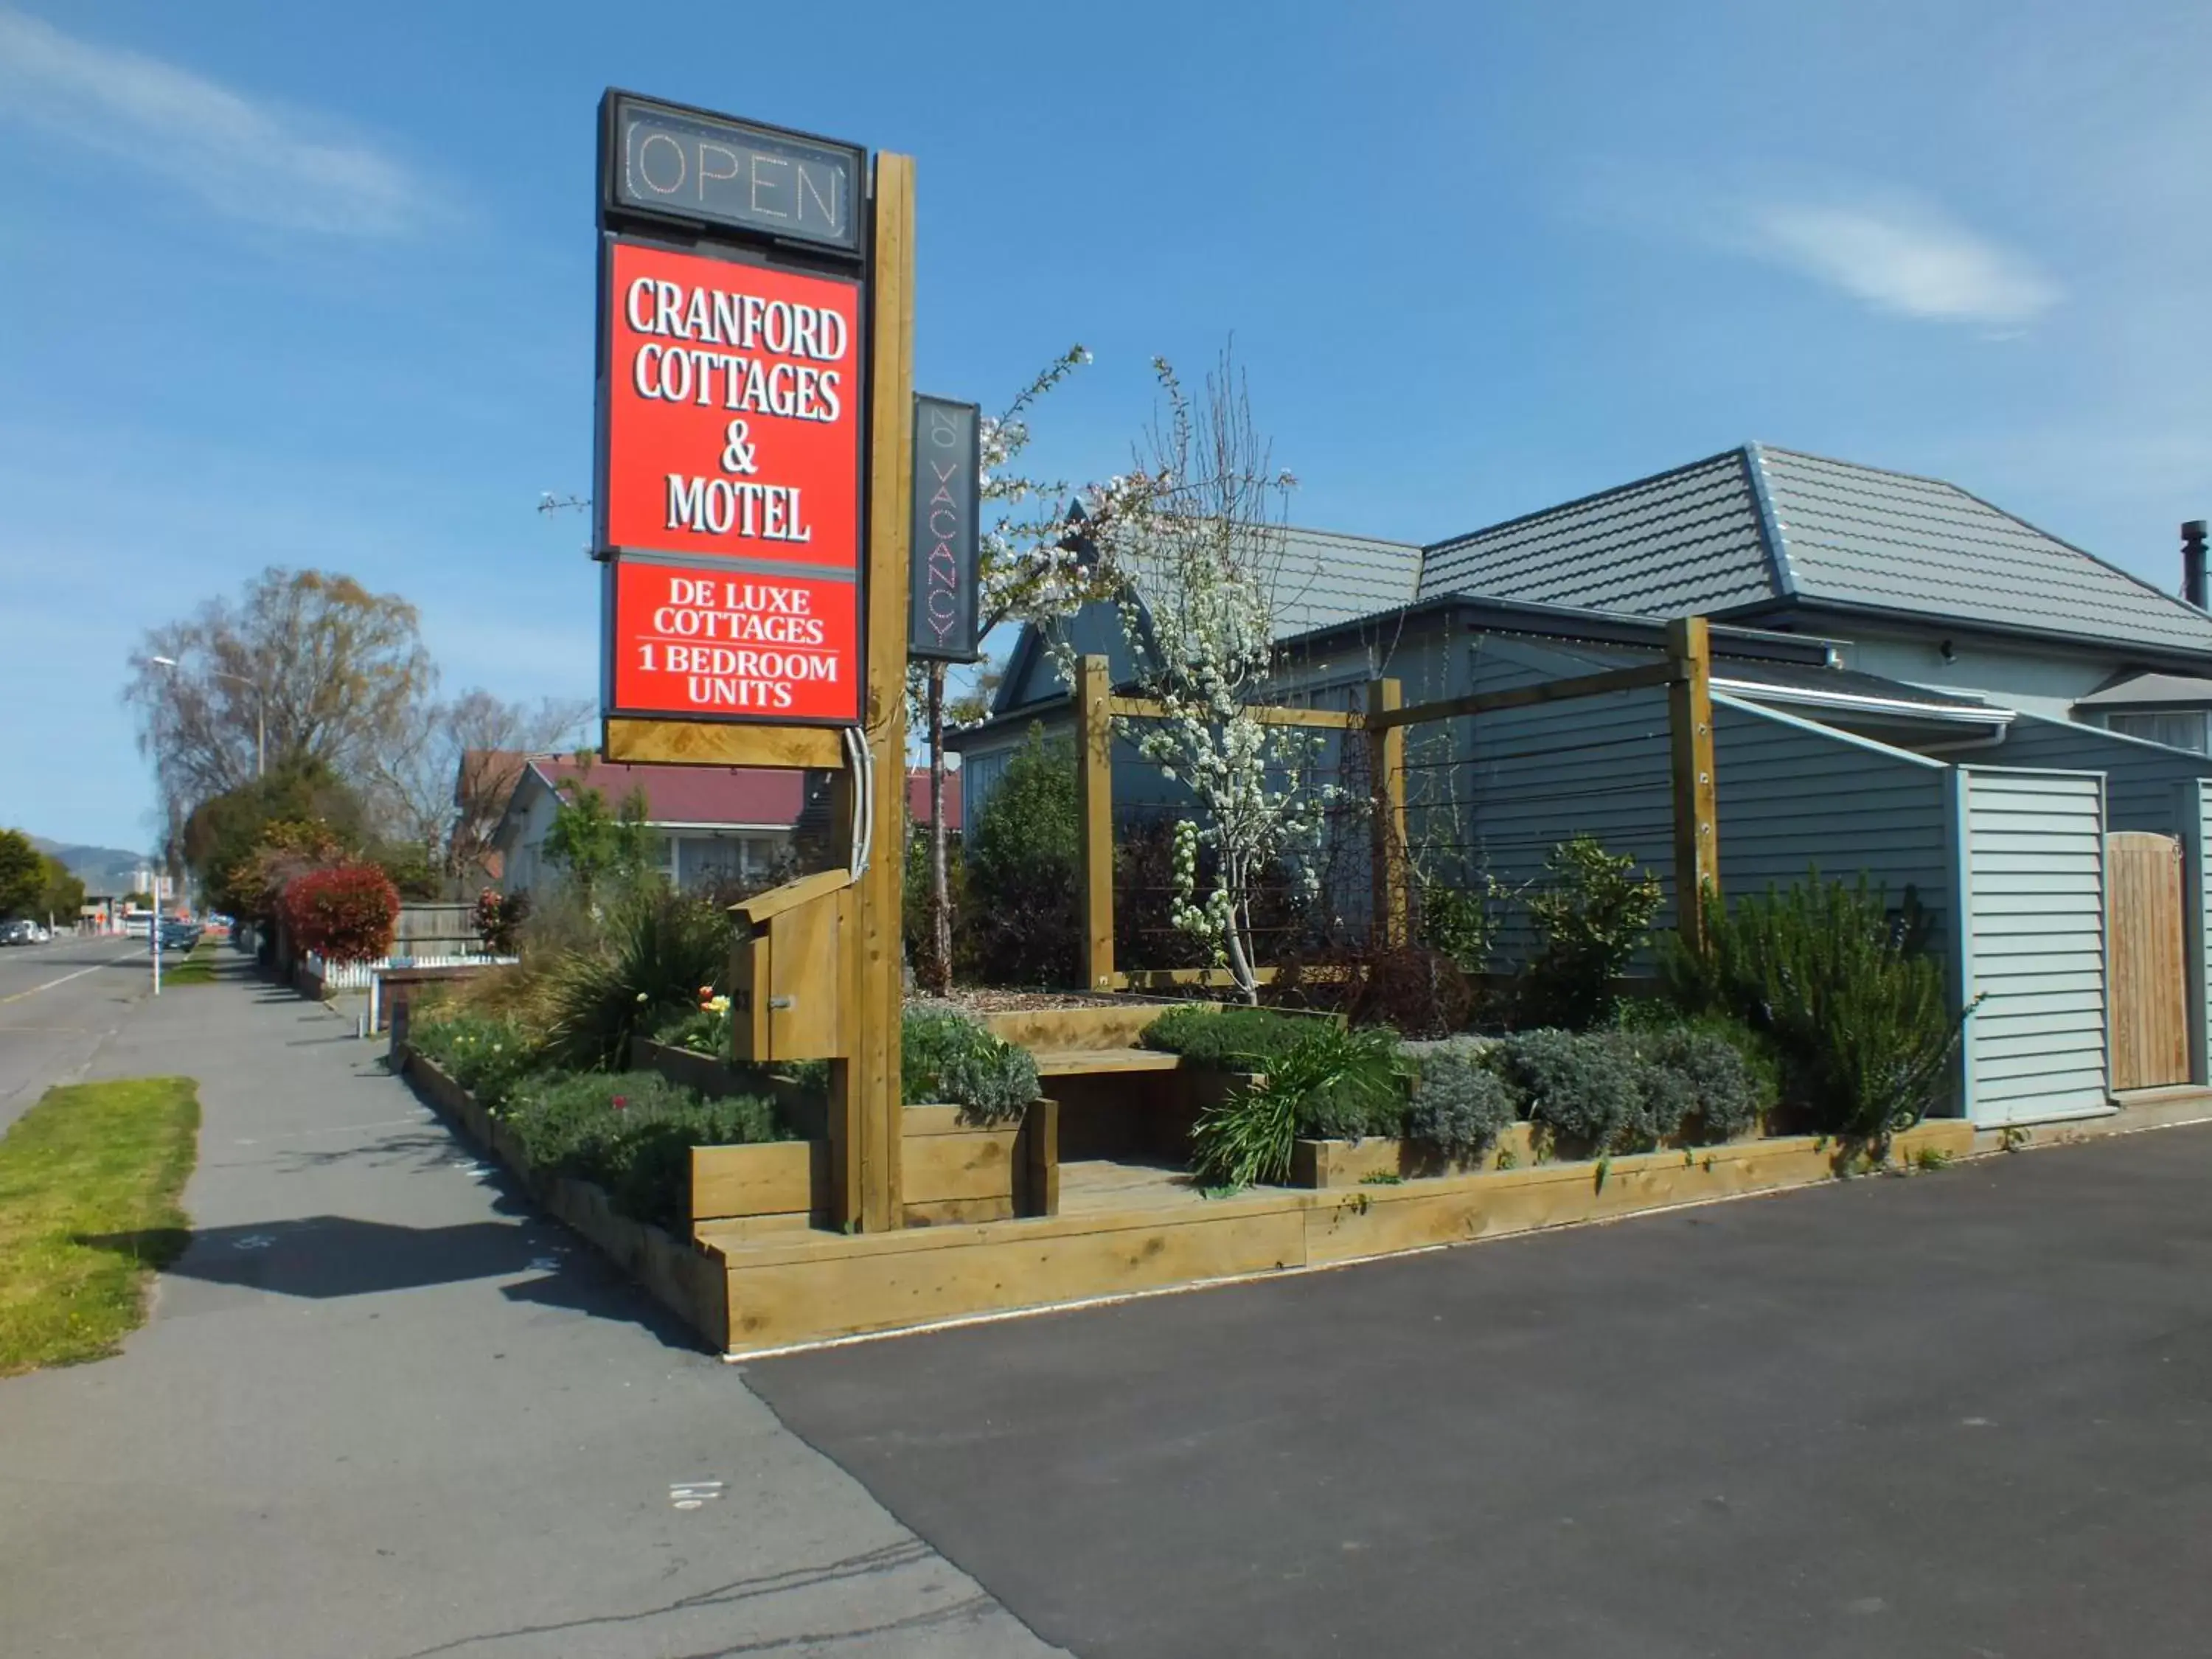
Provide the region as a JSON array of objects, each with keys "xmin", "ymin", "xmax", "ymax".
[
  {"xmin": 589, "ymin": 91, "xmax": 914, "ymax": 1232},
  {"xmin": 832, "ymin": 152, "xmax": 914, "ymax": 1234}
]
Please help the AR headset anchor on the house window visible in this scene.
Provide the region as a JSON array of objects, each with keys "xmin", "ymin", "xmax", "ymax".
[{"xmin": 2107, "ymin": 711, "xmax": 2211, "ymax": 754}]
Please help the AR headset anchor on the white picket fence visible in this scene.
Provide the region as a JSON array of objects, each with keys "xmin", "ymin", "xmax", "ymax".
[{"xmin": 305, "ymin": 951, "xmax": 517, "ymax": 990}]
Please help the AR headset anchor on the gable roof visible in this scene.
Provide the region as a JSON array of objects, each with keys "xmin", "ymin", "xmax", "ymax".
[
  {"xmin": 992, "ymin": 523, "xmax": 1422, "ymax": 717},
  {"xmin": 1418, "ymin": 444, "xmax": 2212, "ymax": 661}
]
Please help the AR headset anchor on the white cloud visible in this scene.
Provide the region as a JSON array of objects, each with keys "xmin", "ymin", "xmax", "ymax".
[
  {"xmin": 0, "ymin": 7, "xmax": 427, "ymax": 236},
  {"xmin": 1749, "ymin": 196, "xmax": 2059, "ymax": 326}
]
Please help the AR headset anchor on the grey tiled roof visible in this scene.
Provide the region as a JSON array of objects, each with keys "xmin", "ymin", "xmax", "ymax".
[
  {"xmin": 1418, "ymin": 451, "xmax": 1775, "ymax": 615},
  {"xmin": 1419, "ymin": 444, "xmax": 2212, "ymax": 659},
  {"xmin": 1756, "ymin": 448, "xmax": 2212, "ymax": 653},
  {"xmin": 1268, "ymin": 524, "xmax": 1425, "ymax": 636}
]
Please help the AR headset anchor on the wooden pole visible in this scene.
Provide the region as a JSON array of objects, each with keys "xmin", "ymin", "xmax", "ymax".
[
  {"xmin": 1666, "ymin": 615, "xmax": 1719, "ymax": 954},
  {"xmin": 828, "ymin": 150, "xmax": 915, "ymax": 1234},
  {"xmin": 1077, "ymin": 653, "xmax": 1116, "ymax": 990},
  {"xmin": 1368, "ymin": 678, "xmax": 1408, "ymax": 949}
]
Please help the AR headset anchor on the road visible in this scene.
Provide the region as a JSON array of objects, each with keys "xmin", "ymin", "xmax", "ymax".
[
  {"xmin": 751, "ymin": 1122, "xmax": 2212, "ymax": 1659},
  {"xmin": 0, "ymin": 931, "xmax": 156, "ymax": 1132},
  {"xmin": 12, "ymin": 956, "xmax": 2212, "ymax": 1657},
  {"xmin": 0, "ymin": 956, "xmax": 1062, "ymax": 1659}
]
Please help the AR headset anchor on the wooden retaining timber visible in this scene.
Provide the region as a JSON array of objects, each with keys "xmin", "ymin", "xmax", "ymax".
[
  {"xmin": 400, "ymin": 1050, "xmax": 731, "ymax": 1351},
  {"xmin": 406, "ymin": 1035, "xmax": 1981, "ymax": 1363},
  {"xmin": 978, "ymin": 1004, "xmax": 1178, "ymax": 1052},
  {"xmin": 712, "ymin": 1117, "xmax": 1979, "ymax": 1356},
  {"xmin": 1293, "ymin": 1123, "xmax": 1545, "ymax": 1186},
  {"xmin": 685, "ymin": 1102, "xmax": 1062, "ymax": 1234}
]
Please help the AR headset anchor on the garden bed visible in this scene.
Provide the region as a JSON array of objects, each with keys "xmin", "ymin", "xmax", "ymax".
[
  {"xmin": 401, "ymin": 1029, "xmax": 1979, "ymax": 1360},
  {"xmin": 627, "ymin": 1039, "xmax": 1060, "ymax": 1233}
]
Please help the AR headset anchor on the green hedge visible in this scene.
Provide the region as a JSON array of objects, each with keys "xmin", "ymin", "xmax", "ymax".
[
  {"xmin": 901, "ymin": 1006, "xmax": 1040, "ymax": 1120},
  {"xmin": 501, "ymin": 1069, "xmax": 787, "ymax": 1231},
  {"xmin": 1140, "ymin": 1005, "xmax": 1321, "ymax": 1071}
]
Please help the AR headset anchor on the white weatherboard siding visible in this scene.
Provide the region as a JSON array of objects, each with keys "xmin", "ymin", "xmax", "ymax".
[{"xmin": 1956, "ymin": 768, "xmax": 2109, "ymax": 1126}]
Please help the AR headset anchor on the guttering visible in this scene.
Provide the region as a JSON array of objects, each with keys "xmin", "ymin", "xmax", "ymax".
[
  {"xmin": 1711, "ymin": 678, "xmax": 2014, "ymax": 728},
  {"xmin": 1919, "ymin": 725, "xmax": 2012, "ymax": 757}
]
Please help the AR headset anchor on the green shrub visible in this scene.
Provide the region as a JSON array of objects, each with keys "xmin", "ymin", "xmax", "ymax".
[
  {"xmin": 503, "ymin": 1069, "xmax": 786, "ymax": 1230},
  {"xmin": 409, "ymin": 1012, "xmax": 544, "ymax": 1111},
  {"xmin": 1296, "ymin": 1027, "xmax": 1412, "ymax": 1141},
  {"xmin": 1630, "ymin": 1022, "xmax": 1770, "ymax": 1145},
  {"xmin": 1404, "ymin": 1039, "xmax": 1520, "ymax": 1161},
  {"xmin": 902, "ymin": 1006, "xmax": 1039, "ymax": 1120},
  {"xmin": 1661, "ymin": 876, "xmax": 1969, "ymax": 1141},
  {"xmin": 543, "ymin": 887, "xmax": 732, "ymax": 1070},
  {"xmin": 965, "ymin": 728, "xmax": 1080, "ymax": 985},
  {"xmin": 1498, "ymin": 1028, "xmax": 1646, "ymax": 1152},
  {"xmin": 1515, "ymin": 838, "xmax": 1663, "ymax": 1030},
  {"xmin": 1140, "ymin": 1004, "xmax": 1321, "ymax": 1071},
  {"xmin": 1189, "ymin": 1025, "xmax": 1407, "ymax": 1189},
  {"xmin": 602, "ymin": 1095, "xmax": 786, "ymax": 1230},
  {"xmin": 1417, "ymin": 878, "xmax": 1497, "ymax": 977}
]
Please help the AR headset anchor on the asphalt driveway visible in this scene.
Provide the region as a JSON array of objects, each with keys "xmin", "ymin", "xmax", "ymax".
[{"xmin": 748, "ymin": 1123, "xmax": 2212, "ymax": 1658}]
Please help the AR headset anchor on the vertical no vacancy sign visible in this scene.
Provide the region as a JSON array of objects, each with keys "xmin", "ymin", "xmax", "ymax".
[{"xmin": 596, "ymin": 114, "xmax": 866, "ymax": 728}]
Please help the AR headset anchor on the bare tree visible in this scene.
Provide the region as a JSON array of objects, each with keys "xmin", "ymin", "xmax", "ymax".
[
  {"xmin": 125, "ymin": 568, "xmax": 434, "ymax": 829},
  {"xmin": 368, "ymin": 689, "xmax": 594, "ymax": 882}
]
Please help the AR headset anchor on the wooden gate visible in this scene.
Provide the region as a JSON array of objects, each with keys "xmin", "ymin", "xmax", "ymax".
[{"xmin": 2108, "ymin": 831, "xmax": 2189, "ymax": 1091}]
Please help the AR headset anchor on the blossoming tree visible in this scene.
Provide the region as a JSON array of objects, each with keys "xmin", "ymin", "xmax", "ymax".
[{"xmin": 1079, "ymin": 352, "xmax": 1323, "ymax": 1003}]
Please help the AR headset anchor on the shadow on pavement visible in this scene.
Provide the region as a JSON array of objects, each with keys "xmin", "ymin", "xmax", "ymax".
[
  {"xmin": 75, "ymin": 1213, "xmax": 709, "ymax": 1352},
  {"xmin": 80, "ymin": 1215, "xmax": 551, "ymax": 1298}
]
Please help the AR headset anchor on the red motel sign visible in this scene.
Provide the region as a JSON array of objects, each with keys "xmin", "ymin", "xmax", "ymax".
[{"xmin": 595, "ymin": 96, "xmax": 869, "ymax": 729}]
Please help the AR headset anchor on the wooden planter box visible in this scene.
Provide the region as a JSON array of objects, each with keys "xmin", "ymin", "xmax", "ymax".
[
  {"xmin": 689, "ymin": 1102, "xmax": 1060, "ymax": 1235},
  {"xmin": 397, "ymin": 1048, "xmax": 731, "ymax": 1351},
  {"xmin": 640, "ymin": 1027, "xmax": 1062, "ymax": 1237},
  {"xmin": 1293, "ymin": 1122, "xmax": 1545, "ymax": 1186},
  {"xmin": 980, "ymin": 1002, "xmax": 1186, "ymax": 1052},
  {"xmin": 1287, "ymin": 1118, "xmax": 1787, "ymax": 1188}
]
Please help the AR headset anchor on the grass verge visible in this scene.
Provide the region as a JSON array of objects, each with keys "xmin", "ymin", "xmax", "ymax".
[
  {"xmin": 161, "ymin": 942, "xmax": 218, "ymax": 987},
  {"xmin": 0, "ymin": 1077, "xmax": 200, "ymax": 1377}
]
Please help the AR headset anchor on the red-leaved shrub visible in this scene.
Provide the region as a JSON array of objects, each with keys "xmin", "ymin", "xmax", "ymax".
[{"xmin": 282, "ymin": 865, "xmax": 400, "ymax": 964}]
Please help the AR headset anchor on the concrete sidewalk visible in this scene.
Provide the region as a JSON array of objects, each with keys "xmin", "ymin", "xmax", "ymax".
[{"xmin": 0, "ymin": 961, "xmax": 1062, "ymax": 1659}]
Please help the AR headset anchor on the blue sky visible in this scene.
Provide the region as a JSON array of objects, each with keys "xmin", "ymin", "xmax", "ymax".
[{"xmin": 4, "ymin": 0, "xmax": 2209, "ymax": 851}]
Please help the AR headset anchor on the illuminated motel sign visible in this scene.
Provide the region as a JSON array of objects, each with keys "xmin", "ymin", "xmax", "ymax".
[{"xmin": 595, "ymin": 93, "xmax": 869, "ymax": 727}]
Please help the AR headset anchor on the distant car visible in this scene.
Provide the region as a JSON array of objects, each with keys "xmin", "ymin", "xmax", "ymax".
[
  {"xmin": 0, "ymin": 919, "xmax": 35, "ymax": 946},
  {"xmin": 158, "ymin": 920, "xmax": 201, "ymax": 953}
]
